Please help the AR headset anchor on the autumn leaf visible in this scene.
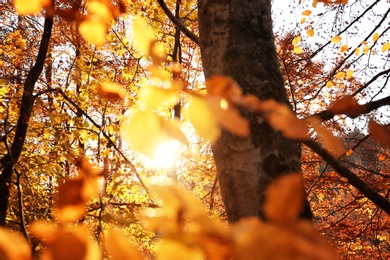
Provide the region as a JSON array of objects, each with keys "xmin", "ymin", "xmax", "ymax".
[
  {"xmin": 14, "ymin": 0, "xmax": 51, "ymax": 15},
  {"xmin": 329, "ymin": 95, "xmax": 366, "ymax": 118},
  {"xmin": 293, "ymin": 46, "xmax": 303, "ymax": 54},
  {"xmin": 187, "ymin": 95, "xmax": 221, "ymax": 143},
  {"xmin": 382, "ymin": 42, "xmax": 390, "ymax": 52},
  {"xmin": 354, "ymin": 47, "xmax": 360, "ymax": 56},
  {"xmin": 205, "ymin": 75, "xmax": 242, "ymax": 104},
  {"xmin": 335, "ymin": 72, "xmax": 345, "ymax": 79},
  {"xmin": 132, "ymin": 16, "xmax": 155, "ymax": 56},
  {"xmin": 121, "ymin": 110, "xmax": 187, "ymax": 158},
  {"xmin": 301, "ymin": 10, "xmax": 312, "ymax": 16},
  {"xmin": 97, "ymin": 82, "xmax": 127, "ymax": 102},
  {"xmin": 292, "ymin": 36, "xmax": 301, "ymax": 45},
  {"xmin": 0, "ymin": 227, "xmax": 31, "ymax": 260},
  {"xmin": 363, "ymin": 45, "xmax": 370, "ymax": 54},
  {"xmin": 369, "ymin": 120, "xmax": 390, "ymax": 147},
  {"xmin": 259, "ymin": 100, "xmax": 309, "ymax": 140},
  {"xmin": 300, "ymin": 18, "xmax": 307, "ymax": 24},
  {"xmin": 264, "ymin": 173, "xmax": 304, "ymax": 224},
  {"xmin": 345, "ymin": 149, "xmax": 353, "ymax": 156},
  {"xmin": 207, "ymin": 95, "xmax": 249, "ymax": 137},
  {"xmin": 38, "ymin": 226, "xmax": 101, "ymax": 260},
  {"xmin": 56, "ymin": 179, "xmax": 87, "ymax": 222},
  {"xmin": 372, "ymin": 32, "xmax": 379, "ymax": 42},
  {"xmin": 306, "ymin": 29, "xmax": 315, "ymax": 37},
  {"xmin": 330, "ymin": 35, "xmax": 342, "ymax": 43},
  {"xmin": 346, "ymin": 69, "xmax": 354, "ymax": 78},
  {"xmin": 79, "ymin": 19, "xmax": 107, "ymax": 46},
  {"xmin": 140, "ymin": 85, "xmax": 179, "ymax": 109},
  {"xmin": 339, "ymin": 44, "xmax": 348, "ymax": 52},
  {"xmin": 307, "ymin": 117, "xmax": 345, "ymax": 157},
  {"xmin": 104, "ymin": 229, "xmax": 144, "ymax": 260}
]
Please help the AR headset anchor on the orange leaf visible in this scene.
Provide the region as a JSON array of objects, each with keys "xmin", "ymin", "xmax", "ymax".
[
  {"xmin": 264, "ymin": 173, "xmax": 304, "ymax": 224},
  {"xmin": 369, "ymin": 120, "xmax": 390, "ymax": 147},
  {"xmin": 293, "ymin": 46, "xmax": 303, "ymax": 54},
  {"xmin": 339, "ymin": 44, "xmax": 348, "ymax": 52},
  {"xmin": 301, "ymin": 10, "xmax": 312, "ymax": 16},
  {"xmin": 306, "ymin": 29, "xmax": 315, "ymax": 37},
  {"xmin": 207, "ymin": 96, "xmax": 249, "ymax": 137},
  {"xmin": 330, "ymin": 35, "xmax": 342, "ymax": 43},
  {"xmin": 259, "ymin": 100, "xmax": 309, "ymax": 140}
]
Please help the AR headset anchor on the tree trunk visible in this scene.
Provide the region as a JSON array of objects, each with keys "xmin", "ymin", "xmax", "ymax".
[
  {"xmin": 197, "ymin": 0, "xmax": 311, "ymax": 222},
  {"xmin": 0, "ymin": 15, "xmax": 53, "ymax": 226}
]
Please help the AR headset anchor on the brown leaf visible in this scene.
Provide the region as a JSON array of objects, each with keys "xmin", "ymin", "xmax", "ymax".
[
  {"xmin": 369, "ymin": 120, "xmax": 390, "ymax": 147},
  {"xmin": 264, "ymin": 173, "xmax": 304, "ymax": 224},
  {"xmin": 329, "ymin": 96, "xmax": 366, "ymax": 118},
  {"xmin": 56, "ymin": 179, "xmax": 86, "ymax": 222}
]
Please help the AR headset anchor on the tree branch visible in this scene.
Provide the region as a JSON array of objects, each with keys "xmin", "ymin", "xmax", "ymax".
[
  {"xmin": 156, "ymin": 0, "xmax": 199, "ymax": 45},
  {"xmin": 303, "ymin": 139, "xmax": 390, "ymax": 215}
]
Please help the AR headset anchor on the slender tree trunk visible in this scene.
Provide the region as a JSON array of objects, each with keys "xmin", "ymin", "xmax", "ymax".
[
  {"xmin": 197, "ymin": 0, "xmax": 311, "ymax": 222},
  {"xmin": 0, "ymin": 15, "xmax": 53, "ymax": 226}
]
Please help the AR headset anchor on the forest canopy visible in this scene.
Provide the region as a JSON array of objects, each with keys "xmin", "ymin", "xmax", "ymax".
[{"xmin": 0, "ymin": 0, "xmax": 390, "ymax": 259}]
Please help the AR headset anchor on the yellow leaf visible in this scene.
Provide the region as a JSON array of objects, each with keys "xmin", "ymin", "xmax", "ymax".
[
  {"xmin": 79, "ymin": 19, "xmax": 107, "ymax": 46},
  {"xmin": 363, "ymin": 45, "xmax": 370, "ymax": 54},
  {"xmin": 326, "ymin": 81, "xmax": 333, "ymax": 88},
  {"xmin": 301, "ymin": 10, "xmax": 312, "ymax": 16},
  {"xmin": 121, "ymin": 110, "xmax": 167, "ymax": 158},
  {"xmin": 300, "ymin": 18, "xmax": 307, "ymax": 24},
  {"xmin": 86, "ymin": 1, "xmax": 112, "ymax": 23},
  {"xmin": 132, "ymin": 16, "xmax": 155, "ymax": 56},
  {"xmin": 372, "ymin": 32, "xmax": 379, "ymax": 42},
  {"xmin": 382, "ymin": 41, "xmax": 390, "ymax": 52},
  {"xmin": 187, "ymin": 96, "xmax": 221, "ymax": 143},
  {"xmin": 354, "ymin": 47, "xmax": 360, "ymax": 56},
  {"xmin": 346, "ymin": 69, "xmax": 354, "ymax": 78},
  {"xmin": 292, "ymin": 36, "xmax": 301, "ymax": 45},
  {"xmin": 14, "ymin": 0, "xmax": 50, "ymax": 15},
  {"xmin": 339, "ymin": 44, "xmax": 348, "ymax": 52},
  {"xmin": 331, "ymin": 35, "xmax": 342, "ymax": 43},
  {"xmin": 104, "ymin": 229, "xmax": 144, "ymax": 260},
  {"xmin": 306, "ymin": 29, "xmax": 315, "ymax": 37},
  {"xmin": 140, "ymin": 86, "xmax": 179, "ymax": 109},
  {"xmin": 293, "ymin": 46, "xmax": 303, "ymax": 54},
  {"xmin": 335, "ymin": 72, "xmax": 345, "ymax": 78}
]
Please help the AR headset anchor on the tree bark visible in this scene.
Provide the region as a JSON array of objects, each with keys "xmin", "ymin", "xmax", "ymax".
[
  {"xmin": 0, "ymin": 15, "xmax": 53, "ymax": 226},
  {"xmin": 197, "ymin": 0, "xmax": 311, "ymax": 222}
]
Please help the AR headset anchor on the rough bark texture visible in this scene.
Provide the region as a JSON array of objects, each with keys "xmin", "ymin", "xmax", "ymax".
[
  {"xmin": 0, "ymin": 15, "xmax": 53, "ymax": 226},
  {"xmin": 198, "ymin": 0, "xmax": 311, "ymax": 222}
]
